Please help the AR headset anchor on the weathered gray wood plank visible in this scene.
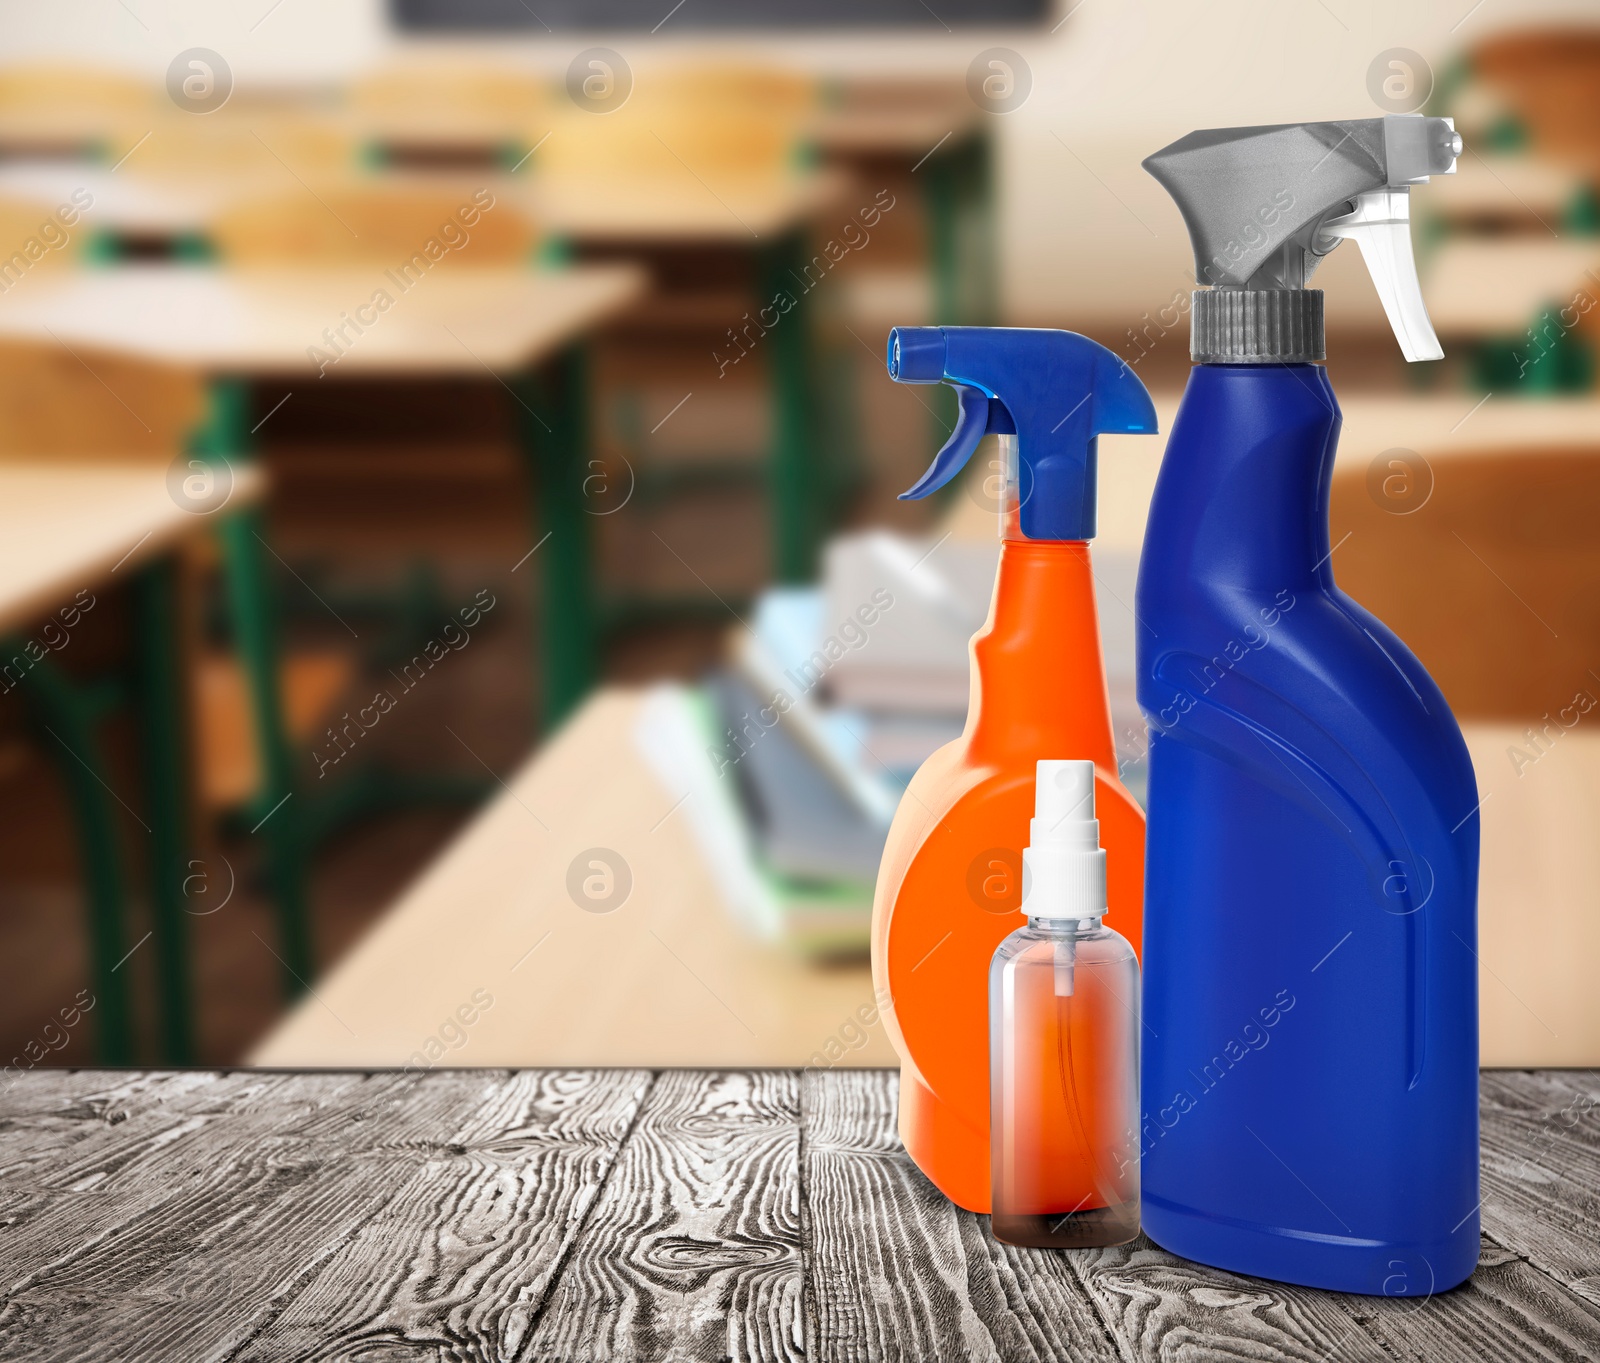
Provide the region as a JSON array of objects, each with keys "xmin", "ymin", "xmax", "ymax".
[
  {"xmin": 0, "ymin": 1071, "xmax": 275, "ymax": 1188},
  {"xmin": 1479, "ymin": 1070, "xmax": 1600, "ymax": 1293},
  {"xmin": 1062, "ymin": 1068, "xmax": 1600, "ymax": 1363},
  {"xmin": 0, "ymin": 1067, "xmax": 1593, "ymax": 1363},
  {"xmin": 809, "ymin": 1070, "xmax": 1600, "ymax": 1363},
  {"xmin": 524, "ymin": 1069, "xmax": 804, "ymax": 1363},
  {"xmin": 1066, "ymin": 1069, "xmax": 1600, "ymax": 1363},
  {"xmin": 1066, "ymin": 1240, "xmax": 1391, "ymax": 1363},
  {"xmin": 232, "ymin": 1068, "xmax": 650, "ymax": 1361},
  {"xmin": 803, "ymin": 1068, "xmax": 1117, "ymax": 1363},
  {"xmin": 0, "ymin": 1068, "xmax": 217, "ymax": 1121},
  {"xmin": 1352, "ymin": 1240, "xmax": 1600, "ymax": 1363},
  {"xmin": 1482, "ymin": 1070, "xmax": 1600, "ymax": 1116},
  {"xmin": 0, "ymin": 1071, "xmax": 374, "ymax": 1297},
  {"xmin": 1067, "ymin": 1232, "xmax": 1600, "ymax": 1363},
  {"xmin": 0, "ymin": 1070, "xmax": 516, "ymax": 1362}
]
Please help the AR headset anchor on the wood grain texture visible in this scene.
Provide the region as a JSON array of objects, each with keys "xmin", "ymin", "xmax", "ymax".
[
  {"xmin": 524, "ymin": 1069, "xmax": 805, "ymax": 1363},
  {"xmin": 1066, "ymin": 1241, "xmax": 1391, "ymax": 1363},
  {"xmin": 232, "ymin": 1068, "xmax": 650, "ymax": 1361},
  {"xmin": 1060, "ymin": 1069, "xmax": 1600, "ymax": 1363},
  {"xmin": 0, "ymin": 1067, "xmax": 1593, "ymax": 1362},
  {"xmin": 0, "ymin": 463, "xmax": 262, "ymax": 636},
  {"xmin": 0, "ymin": 264, "xmax": 647, "ymax": 376},
  {"xmin": 0, "ymin": 1071, "xmax": 367, "ymax": 1297},
  {"xmin": 1066, "ymin": 1232, "xmax": 1600, "ymax": 1363},
  {"xmin": 1479, "ymin": 1069, "xmax": 1600, "ymax": 1300},
  {"xmin": 1353, "ymin": 1239, "xmax": 1600, "ymax": 1363},
  {"xmin": 802, "ymin": 1068, "xmax": 1115, "ymax": 1363},
  {"xmin": 0, "ymin": 1070, "xmax": 543, "ymax": 1361}
]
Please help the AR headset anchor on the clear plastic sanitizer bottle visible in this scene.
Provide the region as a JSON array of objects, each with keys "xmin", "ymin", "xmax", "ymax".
[{"xmin": 990, "ymin": 760, "xmax": 1140, "ymax": 1248}]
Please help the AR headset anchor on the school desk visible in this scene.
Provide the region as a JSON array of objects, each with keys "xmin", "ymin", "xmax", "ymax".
[
  {"xmin": 251, "ymin": 686, "xmax": 893, "ymax": 1069},
  {"xmin": 0, "ymin": 262, "xmax": 647, "ymax": 997},
  {"xmin": 517, "ymin": 170, "xmax": 853, "ymax": 584},
  {"xmin": 0, "ymin": 460, "xmax": 262, "ymax": 1064}
]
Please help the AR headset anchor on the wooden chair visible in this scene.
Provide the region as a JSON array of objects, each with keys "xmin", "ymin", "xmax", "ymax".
[
  {"xmin": 1470, "ymin": 29, "xmax": 1600, "ymax": 170},
  {"xmin": 0, "ymin": 336, "xmax": 352, "ymax": 807},
  {"xmin": 1331, "ymin": 443, "xmax": 1600, "ymax": 1063},
  {"xmin": 0, "ymin": 197, "xmax": 89, "ymax": 289},
  {"xmin": 0, "ymin": 338, "xmax": 199, "ymax": 459},
  {"xmin": 0, "ymin": 64, "xmax": 152, "ymax": 112},
  {"xmin": 205, "ymin": 179, "xmax": 536, "ymax": 782},
  {"xmin": 211, "ymin": 182, "xmax": 536, "ymax": 844},
  {"xmin": 350, "ymin": 61, "xmax": 551, "ymax": 124},
  {"xmin": 0, "ymin": 64, "xmax": 155, "ymax": 160},
  {"xmin": 128, "ymin": 110, "xmax": 357, "ymax": 180},
  {"xmin": 210, "ymin": 179, "xmax": 538, "ymax": 267},
  {"xmin": 349, "ymin": 61, "xmax": 553, "ymax": 163},
  {"xmin": 539, "ymin": 62, "xmax": 816, "ymax": 182}
]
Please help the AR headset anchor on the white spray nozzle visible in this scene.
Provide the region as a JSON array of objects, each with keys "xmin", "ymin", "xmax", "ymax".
[
  {"xmin": 1314, "ymin": 117, "xmax": 1460, "ymax": 364},
  {"xmin": 1317, "ymin": 188, "xmax": 1444, "ymax": 363},
  {"xmin": 1383, "ymin": 112, "xmax": 1462, "ymax": 186},
  {"xmin": 1022, "ymin": 760, "xmax": 1108, "ymax": 920}
]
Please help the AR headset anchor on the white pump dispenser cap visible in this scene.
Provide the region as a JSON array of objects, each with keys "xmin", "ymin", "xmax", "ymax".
[{"xmin": 1021, "ymin": 760, "xmax": 1108, "ymax": 920}]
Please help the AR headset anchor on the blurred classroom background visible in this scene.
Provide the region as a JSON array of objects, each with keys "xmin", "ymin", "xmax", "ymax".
[{"xmin": 0, "ymin": 0, "xmax": 1597, "ymax": 1075}]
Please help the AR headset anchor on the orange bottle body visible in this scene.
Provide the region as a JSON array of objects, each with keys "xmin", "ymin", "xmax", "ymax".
[{"xmin": 870, "ymin": 537, "xmax": 1145, "ymax": 1212}]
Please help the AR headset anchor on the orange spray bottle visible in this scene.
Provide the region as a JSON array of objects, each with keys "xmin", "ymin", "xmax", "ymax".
[{"xmin": 872, "ymin": 326, "xmax": 1157, "ymax": 1212}]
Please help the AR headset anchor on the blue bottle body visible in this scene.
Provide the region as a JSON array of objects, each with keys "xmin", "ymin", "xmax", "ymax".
[{"xmin": 1135, "ymin": 364, "xmax": 1480, "ymax": 1295}]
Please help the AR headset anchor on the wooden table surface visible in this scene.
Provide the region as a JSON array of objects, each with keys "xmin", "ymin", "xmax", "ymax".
[
  {"xmin": 251, "ymin": 688, "xmax": 894, "ymax": 1071},
  {"xmin": 0, "ymin": 262, "xmax": 647, "ymax": 377},
  {"xmin": 0, "ymin": 1066, "xmax": 1594, "ymax": 1361},
  {"xmin": 1426, "ymin": 153, "xmax": 1585, "ymax": 222},
  {"xmin": 0, "ymin": 460, "xmax": 261, "ymax": 635},
  {"xmin": 951, "ymin": 393, "xmax": 1600, "ymax": 560},
  {"xmin": 806, "ymin": 104, "xmax": 980, "ymax": 156},
  {"xmin": 0, "ymin": 163, "xmax": 850, "ymax": 247},
  {"xmin": 517, "ymin": 168, "xmax": 851, "ymax": 243},
  {"xmin": 1426, "ymin": 237, "xmax": 1600, "ymax": 334},
  {"xmin": 249, "ymin": 671, "xmax": 1600, "ymax": 1075},
  {"xmin": 0, "ymin": 162, "xmax": 244, "ymax": 235}
]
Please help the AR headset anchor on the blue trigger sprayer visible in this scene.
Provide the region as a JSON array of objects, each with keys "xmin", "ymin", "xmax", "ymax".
[
  {"xmin": 892, "ymin": 325, "xmax": 1155, "ymax": 539},
  {"xmin": 1135, "ymin": 115, "xmax": 1480, "ymax": 1294}
]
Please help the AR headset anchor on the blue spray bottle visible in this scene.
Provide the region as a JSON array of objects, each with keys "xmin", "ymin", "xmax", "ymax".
[{"xmin": 1136, "ymin": 116, "xmax": 1480, "ymax": 1294}]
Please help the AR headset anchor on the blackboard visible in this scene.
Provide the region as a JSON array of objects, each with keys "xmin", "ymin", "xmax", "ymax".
[{"xmin": 391, "ymin": 0, "xmax": 1051, "ymax": 31}]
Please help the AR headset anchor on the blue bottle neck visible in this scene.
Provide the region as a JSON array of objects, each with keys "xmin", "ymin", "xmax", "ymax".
[{"xmin": 1151, "ymin": 363, "xmax": 1342, "ymax": 596}]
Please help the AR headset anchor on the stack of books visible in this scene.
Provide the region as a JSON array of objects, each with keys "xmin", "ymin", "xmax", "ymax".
[
  {"xmin": 634, "ymin": 529, "xmax": 997, "ymax": 957},
  {"xmin": 633, "ymin": 529, "xmax": 1151, "ymax": 955}
]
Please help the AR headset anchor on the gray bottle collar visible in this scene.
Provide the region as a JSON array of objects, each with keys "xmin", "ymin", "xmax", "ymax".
[{"xmin": 1191, "ymin": 289, "xmax": 1325, "ymax": 364}]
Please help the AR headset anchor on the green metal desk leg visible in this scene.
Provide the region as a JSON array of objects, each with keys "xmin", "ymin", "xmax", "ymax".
[
  {"xmin": 132, "ymin": 556, "xmax": 196, "ymax": 1063},
  {"xmin": 758, "ymin": 229, "xmax": 821, "ymax": 584},
  {"xmin": 926, "ymin": 130, "xmax": 998, "ymax": 326},
  {"xmin": 198, "ymin": 377, "xmax": 314, "ymax": 993},
  {"xmin": 926, "ymin": 145, "xmax": 961, "ymax": 327},
  {"xmin": 965, "ymin": 130, "xmax": 999, "ymax": 320},
  {"xmin": 923, "ymin": 150, "xmax": 960, "ymax": 450},
  {"xmin": 922, "ymin": 131, "xmax": 997, "ymax": 461},
  {"xmin": 515, "ymin": 345, "xmax": 596, "ymax": 730},
  {"xmin": 216, "ymin": 508, "xmax": 313, "ymax": 992},
  {"xmin": 9, "ymin": 652, "xmax": 135, "ymax": 1063}
]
